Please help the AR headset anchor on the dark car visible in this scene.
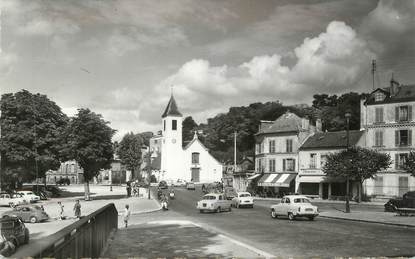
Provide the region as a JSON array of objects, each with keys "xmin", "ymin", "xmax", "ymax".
[
  {"xmin": 0, "ymin": 216, "xmax": 29, "ymax": 256},
  {"xmin": 158, "ymin": 181, "xmax": 168, "ymax": 189},
  {"xmin": 2, "ymin": 205, "xmax": 49, "ymax": 223},
  {"xmin": 56, "ymin": 178, "xmax": 70, "ymax": 185},
  {"xmin": 384, "ymin": 191, "xmax": 415, "ymax": 212}
]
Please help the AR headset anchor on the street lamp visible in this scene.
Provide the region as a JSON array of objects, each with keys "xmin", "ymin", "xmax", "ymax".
[{"xmin": 345, "ymin": 111, "xmax": 351, "ymax": 213}]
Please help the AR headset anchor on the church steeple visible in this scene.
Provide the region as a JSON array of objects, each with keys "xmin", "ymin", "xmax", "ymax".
[{"xmin": 162, "ymin": 94, "xmax": 182, "ymax": 118}]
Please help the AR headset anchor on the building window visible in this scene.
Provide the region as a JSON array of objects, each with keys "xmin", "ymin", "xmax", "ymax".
[
  {"xmin": 310, "ymin": 153, "xmax": 317, "ymax": 169},
  {"xmin": 374, "ymin": 176, "xmax": 383, "ymax": 195},
  {"xmin": 269, "ymin": 140, "xmax": 275, "ymax": 153},
  {"xmin": 375, "ymin": 107, "xmax": 384, "ymax": 123},
  {"xmin": 286, "ymin": 139, "xmax": 293, "ymax": 153},
  {"xmin": 192, "ymin": 152, "xmax": 200, "ymax": 164},
  {"xmin": 164, "ymin": 120, "xmax": 166, "ymax": 131},
  {"xmin": 396, "ymin": 153, "xmax": 409, "ymax": 170},
  {"xmin": 320, "ymin": 155, "xmax": 327, "ymax": 168},
  {"xmin": 375, "ymin": 130, "xmax": 384, "ymax": 147},
  {"xmin": 260, "ymin": 142, "xmax": 264, "ymax": 153},
  {"xmin": 374, "ymin": 92, "xmax": 384, "ymax": 102},
  {"xmin": 172, "ymin": 120, "xmax": 177, "ymax": 130},
  {"xmin": 399, "ymin": 106, "xmax": 409, "ymax": 121},
  {"xmin": 283, "ymin": 158, "xmax": 295, "ymax": 171},
  {"xmin": 269, "ymin": 159, "xmax": 276, "ymax": 172},
  {"xmin": 396, "ymin": 130, "xmax": 412, "ymax": 146}
]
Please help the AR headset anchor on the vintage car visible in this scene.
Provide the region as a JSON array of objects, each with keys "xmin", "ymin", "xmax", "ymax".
[
  {"xmin": 16, "ymin": 191, "xmax": 40, "ymax": 203},
  {"xmin": 231, "ymin": 192, "xmax": 254, "ymax": 208},
  {"xmin": 384, "ymin": 191, "xmax": 415, "ymax": 212},
  {"xmin": 186, "ymin": 182, "xmax": 196, "ymax": 190},
  {"xmin": 173, "ymin": 179, "xmax": 187, "ymax": 187},
  {"xmin": 270, "ymin": 195, "xmax": 319, "ymax": 221},
  {"xmin": 0, "ymin": 193, "xmax": 28, "ymax": 208},
  {"xmin": 2, "ymin": 205, "xmax": 49, "ymax": 223},
  {"xmin": 223, "ymin": 187, "xmax": 237, "ymax": 200},
  {"xmin": 158, "ymin": 180, "xmax": 168, "ymax": 189},
  {"xmin": 0, "ymin": 216, "xmax": 30, "ymax": 256},
  {"xmin": 196, "ymin": 193, "xmax": 232, "ymax": 213}
]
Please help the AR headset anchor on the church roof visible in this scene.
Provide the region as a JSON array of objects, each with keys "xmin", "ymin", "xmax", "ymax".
[{"xmin": 162, "ymin": 95, "xmax": 182, "ymax": 118}]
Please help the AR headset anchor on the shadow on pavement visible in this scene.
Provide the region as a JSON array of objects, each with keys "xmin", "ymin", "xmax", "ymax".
[
  {"xmin": 59, "ymin": 191, "xmax": 96, "ymax": 198},
  {"xmin": 104, "ymin": 223, "xmax": 233, "ymax": 258}
]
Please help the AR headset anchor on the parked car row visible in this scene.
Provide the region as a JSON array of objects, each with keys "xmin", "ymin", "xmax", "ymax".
[
  {"xmin": 2, "ymin": 205, "xmax": 49, "ymax": 223},
  {"xmin": 384, "ymin": 191, "xmax": 415, "ymax": 212}
]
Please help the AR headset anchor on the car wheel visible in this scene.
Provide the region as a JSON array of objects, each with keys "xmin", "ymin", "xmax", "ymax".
[
  {"xmin": 288, "ymin": 212, "xmax": 295, "ymax": 221},
  {"xmin": 216, "ymin": 207, "xmax": 221, "ymax": 213},
  {"xmin": 29, "ymin": 216, "xmax": 38, "ymax": 223},
  {"xmin": 308, "ymin": 216, "xmax": 315, "ymax": 221},
  {"xmin": 271, "ymin": 210, "xmax": 278, "ymax": 219}
]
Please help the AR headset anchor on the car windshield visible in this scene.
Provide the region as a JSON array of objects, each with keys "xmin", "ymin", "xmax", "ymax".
[
  {"xmin": 25, "ymin": 192, "xmax": 34, "ymax": 195},
  {"xmin": 239, "ymin": 194, "xmax": 251, "ymax": 197},
  {"xmin": 294, "ymin": 198, "xmax": 311, "ymax": 203},
  {"xmin": 203, "ymin": 195, "xmax": 217, "ymax": 200}
]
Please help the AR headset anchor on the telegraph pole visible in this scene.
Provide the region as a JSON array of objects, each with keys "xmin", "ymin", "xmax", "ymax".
[
  {"xmin": 371, "ymin": 59, "xmax": 376, "ymax": 90},
  {"xmin": 234, "ymin": 131, "xmax": 237, "ymax": 173}
]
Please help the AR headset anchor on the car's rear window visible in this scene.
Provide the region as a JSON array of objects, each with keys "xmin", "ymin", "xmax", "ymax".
[
  {"xmin": 203, "ymin": 195, "xmax": 217, "ymax": 200},
  {"xmin": 294, "ymin": 198, "xmax": 310, "ymax": 203},
  {"xmin": 239, "ymin": 194, "xmax": 251, "ymax": 197}
]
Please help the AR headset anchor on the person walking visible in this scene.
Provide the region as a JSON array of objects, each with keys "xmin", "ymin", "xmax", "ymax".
[
  {"xmin": 73, "ymin": 200, "xmax": 81, "ymax": 219},
  {"xmin": 126, "ymin": 181, "xmax": 131, "ymax": 197},
  {"xmin": 57, "ymin": 202, "xmax": 64, "ymax": 220},
  {"xmin": 123, "ymin": 204, "xmax": 131, "ymax": 228}
]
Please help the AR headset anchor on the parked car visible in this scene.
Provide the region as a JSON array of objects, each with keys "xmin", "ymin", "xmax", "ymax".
[
  {"xmin": 158, "ymin": 180, "xmax": 168, "ymax": 189},
  {"xmin": 0, "ymin": 216, "xmax": 30, "ymax": 256},
  {"xmin": 0, "ymin": 193, "xmax": 27, "ymax": 208},
  {"xmin": 270, "ymin": 195, "xmax": 319, "ymax": 221},
  {"xmin": 196, "ymin": 193, "xmax": 232, "ymax": 213},
  {"xmin": 56, "ymin": 178, "xmax": 70, "ymax": 185},
  {"xmin": 20, "ymin": 186, "xmax": 48, "ymax": 200},
  {"xmin": 186, "ymin": 182, "xmax": 196, "ymax": 190},
  {"xmin": 224, "ymin": 187, "xmax": 237, "ymax": 200},
  {"xmin": 173, "ymin": 179, "xmax": 187, "ymax": 187},
  {"xmin": 2, "ymin": 205, "xmax": 49, "ymax": 223},
  {"xmin": 384, "ymin": 191, "xmax": 415, "ymax": 212},
  {"xmin": 232, "ymin": 192, "xmax": 254, "ymax": 208},
  {"xmin": 16, "ymin": 191, "xmax": 40, "ymax": 203}
]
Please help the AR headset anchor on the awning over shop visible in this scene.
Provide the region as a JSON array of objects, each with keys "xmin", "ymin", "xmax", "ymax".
[
  {"xmin": 247, "ymin": 174, "xmax": 261, "ymax": 180},
  {"xmin": 257, "ymin": 173, "xmax": 297, "ymax": 187},
  {"xmin": 297, "ymin": 176, "xmax": 326, "ymax": 183}
]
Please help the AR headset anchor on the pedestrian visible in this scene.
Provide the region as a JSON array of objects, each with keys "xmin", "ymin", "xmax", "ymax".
[
  {"xmin": 126, "ymin": 181, "xmax": 131, "ymax": 197},
  {"xmin": 123, "ymin": 204, "xmax": 131, "ymax": 228},
  {"xmin": 40, "ymin": 205, "xmax": 45, "ymax": 211},
  {"xmin": 73, "ymin": 200, "xmax": 81, "ymax": 219},
  {"xmin": 57, "ymin": 202, "xmax": 64, "ymax": 220}
]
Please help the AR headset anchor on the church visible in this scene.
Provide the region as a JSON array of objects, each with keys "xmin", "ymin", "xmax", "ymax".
[{"xmin": 149, "ymin": 95, "xmax": 223, "ymax": 183}]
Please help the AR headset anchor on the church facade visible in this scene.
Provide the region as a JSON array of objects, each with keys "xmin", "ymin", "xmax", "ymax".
[{"xmin": 149, "ymin": 95, "xmax": 223, "ymax": 183}]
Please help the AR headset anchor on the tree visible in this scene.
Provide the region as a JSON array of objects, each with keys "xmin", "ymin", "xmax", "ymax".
[
  {"xmin": 403, "ymin": 151, "xmax": 415, "ymax": 177},
  {"xmin": 182, "ymin": 116, "xmax": 198, "ymax": 146},
  {"xmin": 0, "ymin": 90, "xmax": 68, "ymax": 190},
  {"xmin": 62, "ymin": 109, "xmax": 115, "ymax": 200},
  {"xmin": 323, "ymin": 147, "xmax": 391, "ymax": 203},
  {"xmin": 117, "ymin": 132, "xmax": 144, "ymax": 179}
]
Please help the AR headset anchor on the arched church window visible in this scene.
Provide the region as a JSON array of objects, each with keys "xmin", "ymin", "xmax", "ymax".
[{"xmin": 192, "ymin": 152, "xmax": 200, "ymax": 164}]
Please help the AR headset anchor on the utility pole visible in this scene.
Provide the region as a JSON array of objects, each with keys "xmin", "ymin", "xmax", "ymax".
[
  {"xmin": 371, "ymin": 59, "xmax": 376, "ymax": 90},
  {"xmin": 234, "ymin": 131, "xmax": 237, "ymax": 173},
  {"xmin": 345, "ymin": 112, "xmax": 351, "ymax": 213}
]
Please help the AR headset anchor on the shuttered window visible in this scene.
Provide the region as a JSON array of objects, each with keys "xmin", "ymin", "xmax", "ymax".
[
  {"xmin": 375, "ymin": 130, "xmax": 383, "ymax": 146},
  {"xmin": 286, "ymin": 139, "xmax": 293, "ymax": 153},
  {"xmin": 375, "ymin": 107, "xmax": 384, "ymax": 123},
  {"xmin": 283, "ymin": 158, "xmax": 295, "ymax": 171},
  {"xmin": 269, "ymin": 159, "xmax": 276, "ymax": 172},
  {"xmin": 396, "ymin": 105, "xmax": 413, "ymax": 122},
  {"xmin": 374, "ymin": 176, "xmax": 383, "ymax": 195},
  {"xmin": 269, "ymin": 140, "xmax": 275, "ymax": 153},
  {"xmin": 396, "ymin": 130, "xmax": 412, "ymax": 146}
]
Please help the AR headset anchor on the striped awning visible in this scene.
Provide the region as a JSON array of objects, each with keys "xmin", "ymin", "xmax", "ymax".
[
  {"xmin": 247, "ymin": 174, "xmax": 261, "ymax": 180},
  {"xmin": 257, "ymin": 173, "xmax": 297, "ymax": 187}
]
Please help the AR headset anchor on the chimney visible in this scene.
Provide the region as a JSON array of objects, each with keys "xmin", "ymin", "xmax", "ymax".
[
  {"xmin": 390, "ymin": 73, "xmax": 400, "ymax": 96},
  {"xmin": 316, "ymin": 118, "xmax": 322, "ymax": 132}
]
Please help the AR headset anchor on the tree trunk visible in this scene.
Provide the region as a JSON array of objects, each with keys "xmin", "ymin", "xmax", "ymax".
[
  {"xmin": 358, "ymin": 181, "xmax": 363, "ymax": 203},
  {"xmin": 84, "ymin": 181, "xmax": 90, "ymax": 201}
]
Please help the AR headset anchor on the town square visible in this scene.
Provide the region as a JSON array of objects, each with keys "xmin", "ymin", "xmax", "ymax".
[{"xmin": 1, "ymin": 0, "xmax": 415, "ymax": 258}]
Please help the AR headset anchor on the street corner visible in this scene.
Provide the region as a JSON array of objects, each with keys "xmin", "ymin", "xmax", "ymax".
[
  {"xmin": 116, "ymin": 197, "xmax": 161, "ymax": 216},
  {"xmin": 104, "ymin": 220, "xmax": 269, "ymax": 258}
]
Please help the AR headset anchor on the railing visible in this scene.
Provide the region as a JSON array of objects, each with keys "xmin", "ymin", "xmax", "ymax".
[{"xmin": 14, "ymin": 203, "xmax": 118, "ymax": 259}]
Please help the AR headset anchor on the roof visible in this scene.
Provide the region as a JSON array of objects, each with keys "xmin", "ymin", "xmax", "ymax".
[
  {"xmin": 300, "ymin": 130, "xmax": 364, "ymax": 150},
  {"xmin": 162, "ymin": 95, "xmax": 182, "ymax": 118},
  {"xmin": 257, "ymin": 112, "xmax": 304, "ymax": 134},
  {"xmin": 365, "ymin": 84, "xmax": 415, "ymax": 105}
]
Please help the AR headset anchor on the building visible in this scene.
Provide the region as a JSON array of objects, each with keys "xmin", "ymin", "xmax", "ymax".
[
  {"xmin": 254, "ymin": 111, "xmax": 318, "ymax": 196},
  {"xmin": 97, "ymin": 159, "xmax": 127, "ymax": 185},
  {"xmin": 46, "ymin": 160, "xmax": 84, "ymax": 184},
  {"xmin": 297, "ymin": 130, "xmax": 365, "ymax": 199},
  {"xmin": 361, "ymin": 81, "xmax": 415, "ymax": 198},
  {"xmin": 149, "ymin": 95, "xmax": 223, "ymax": 183}
]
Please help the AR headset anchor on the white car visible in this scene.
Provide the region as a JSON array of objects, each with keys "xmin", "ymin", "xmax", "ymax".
[
  {"xmin": 232, "ymin": 192, "xmax": 254, "ymax": 208},
  {"xmin": 17, "ymin": 191, "xmax": 40, "ymax": 203},
  {"xmin": 196, "ymin": 193, "xmax": 232, "ymax": 213},
  {"xmin": 270, "ymin": 195, "xmax": 319, "ymax": 221},
  {"xmin": 0, "ymin": 193, "xmax": 28, "ymax": 207},
  {"xmin": 173, "ymin": 179, "xmax": 187, "ymax": 187}
]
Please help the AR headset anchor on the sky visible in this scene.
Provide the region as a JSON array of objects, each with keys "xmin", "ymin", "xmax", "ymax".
[{"xmin": 1, "ymin": 0, "xmax": 415, "ymax": 140}]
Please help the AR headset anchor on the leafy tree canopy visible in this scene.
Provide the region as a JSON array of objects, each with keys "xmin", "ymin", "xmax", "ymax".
[
  {"xmin": 182, "ymin": 116, "xmax": 198, "ymax": 146},
  {"xmin": 404, "ymin": 151, "xmax": 415, "ymax": 177},
  {"xmin": 0, "ymin": 90, "xmax": 68, "ymax": 186},
  {"xmin": 117, "ymin": 132, "xmax": 144, "ymax": 173}
]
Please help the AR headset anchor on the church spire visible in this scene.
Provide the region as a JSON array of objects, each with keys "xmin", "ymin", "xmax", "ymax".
[{"xmin": 162, "ymin": 94, "xmax": 182, "ymax": 118}]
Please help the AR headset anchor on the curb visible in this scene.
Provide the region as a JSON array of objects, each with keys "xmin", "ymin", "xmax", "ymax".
[{"xmin": 319, "ymin": 215, "xmax": 415, "ymax": 228}]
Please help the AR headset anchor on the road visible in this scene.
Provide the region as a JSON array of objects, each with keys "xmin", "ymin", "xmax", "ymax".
[{"xmin": 138, "ymin": 187, "xmax": 415, "ymax": 257}]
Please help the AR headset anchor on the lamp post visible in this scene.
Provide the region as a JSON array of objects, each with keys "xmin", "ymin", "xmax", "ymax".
[{"xmin": 345, "ymin": 111, "xmax": 351, "ymax": 213}]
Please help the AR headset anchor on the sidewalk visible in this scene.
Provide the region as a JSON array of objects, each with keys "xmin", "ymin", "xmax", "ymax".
[
  {"xmin": 254, "ymin": 197, "xmax": 385, "ymax": 206},
  {"xmin": 103, "ymin": 220, "xmax": 272, "ymax": 258},
  {"xmin": 320, "ymin": 210, "xmax": 415, "ymax": 227}
]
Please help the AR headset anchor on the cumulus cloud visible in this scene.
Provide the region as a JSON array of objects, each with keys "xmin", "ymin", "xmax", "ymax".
[{"xmin": 141, "ymin": 21, "xmax": 374, "ymax": 125}]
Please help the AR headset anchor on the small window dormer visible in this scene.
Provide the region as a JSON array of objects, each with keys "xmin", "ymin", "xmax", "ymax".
[{"xmin": 374, "ymin": 91, "xmax": 385, "ymax": 102}]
